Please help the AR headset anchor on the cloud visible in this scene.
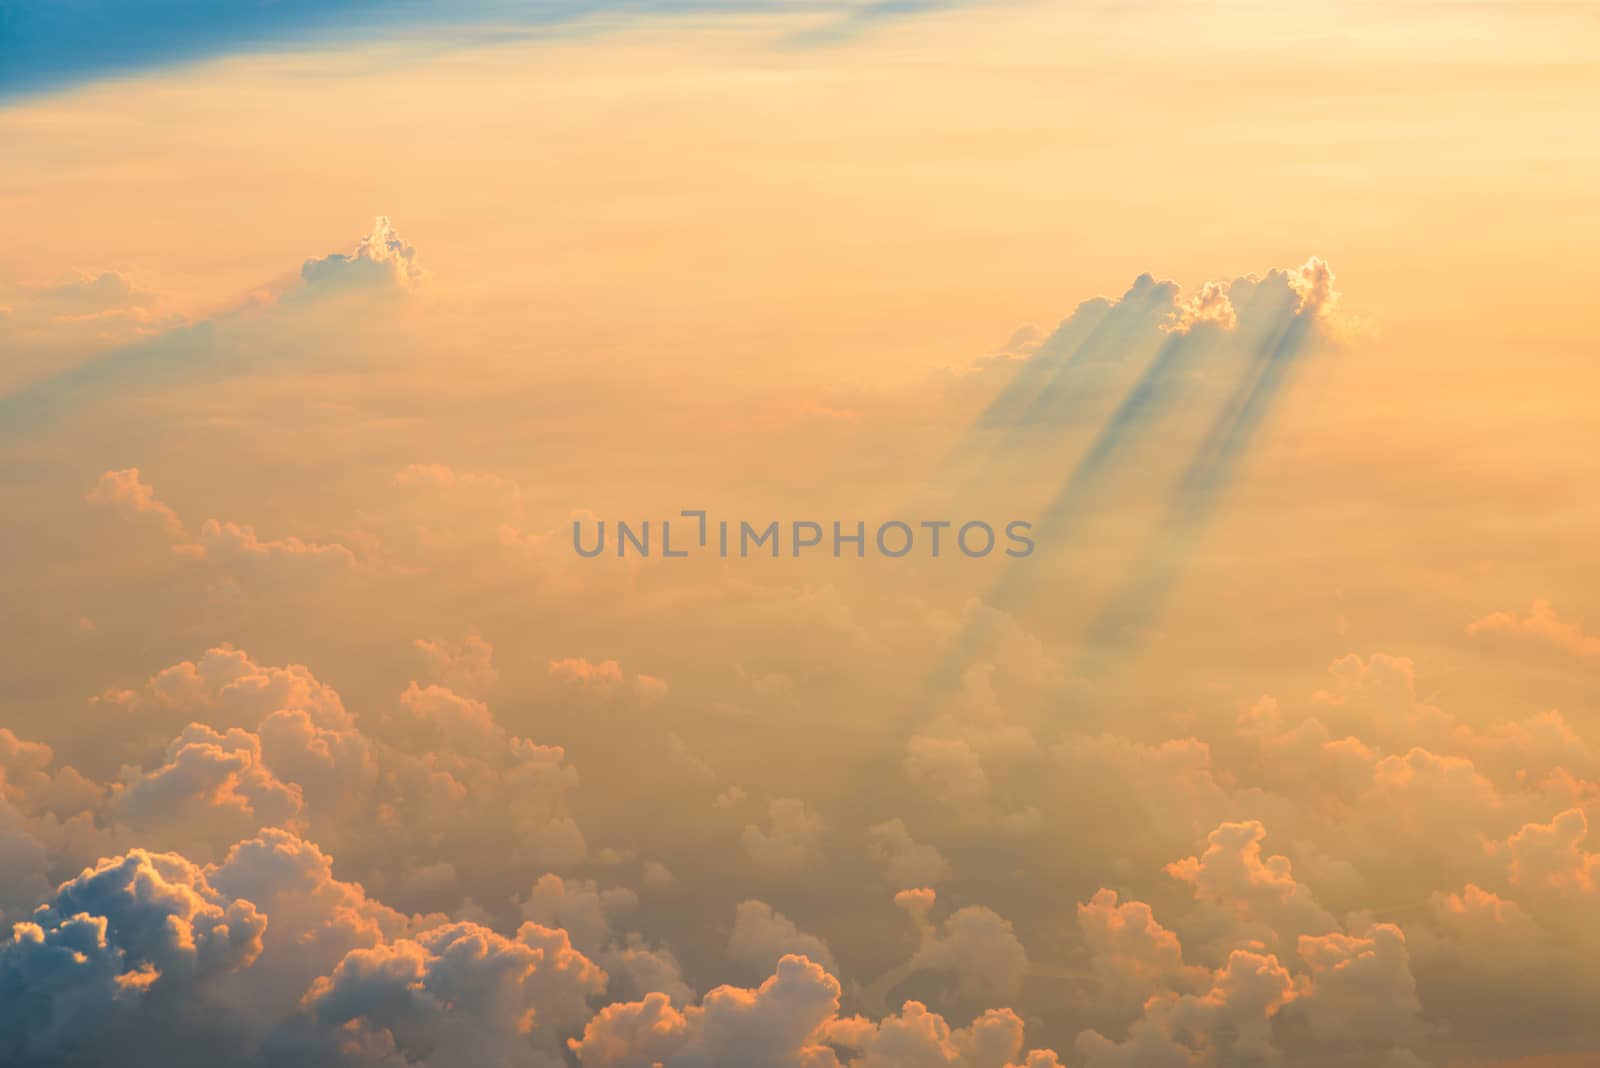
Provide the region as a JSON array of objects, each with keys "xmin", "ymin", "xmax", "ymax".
[
  {"xmin": 0, "ymin": 727, "xmax": 105, "ymax": 821},
  {"xmin": 1075, "ymin": 947, "xmax": 1297, "ymax": 1068},
  {"xmin": 571, "ymin": 953, "xmax": 842, "ymax": 1068},
  {"xmin": 298, "ymin": 920, "xmax": 606, "ymax": 1067},
  {"xmin": 1295, "ymin": 923, "xmax": 1424, "ymax": 1048},
  {"xmin": 904, "ymin": 736, "xmax": 991, "ymax": 815},
  {"xmin": 1075, "ymin": 830, "xmax": 1427, "ymax": 1066},
  {"xmin": 517, "ymin": 873, "xmax": 690, "ymax": 1006},
  {"xmin": 0, "ymin": 623, "xmax": 1587, "ymax": 1066},
  {"xmin": 1498, "ymin": 809, "xmax": 1600, "ymax": 896},
  {"xmin": 1076, "ymin": 888, "xmax": 1208, "ymax": 1012},
  {"xmin": 299, "ymin": 216, "xmax": 424, "ymax": 294},
  {"xmin": 1165, "ymin": 819, "xmax": 1338, "ymax": 948},
  {"xmin": 5, "ymin": 204, "xmax": 1597, "ymax": 1068},
  {"xmin": 0, "ymin": 272, "xmax": 173, "ymax": 391},
  {"xmin": 930, "ymin": 258, "xmax": 1343, "ymax": 683},
  {"xmin": 729, "ymin": 900, "xmax": 838, "ymax": 978},
  {"xmin": 89, "ymin": 468, "xmax": 357, "ymax": 571},
  {"xmin": 521, "ymin": 874, "xmax": 639, "ymax": 957},
  {"xmin": 194, "ymin": 518, "xmax": 358, "ymax": 572},
  {"xmin": 743, "ymin": 799, "xmax": 824, "ymax": 871},
  {"xmin": 86, "ymin": 467, "xmax": 186, "ymax": 539},
  {"xmin": 1418, "ymin": 883, "xmax": 1543, "ymax": 977},
  {"xmin": 0, "ymin": 848, "xmax": 265, "ymax": 1064},
  {"xmin": 0, "ymin": 800, "xmax": 52, "ymax": 924},
  {"xmin": 828, "ymin": 1001, "xmax": 1061, "ymax": 1068},
  {"xmin": 111, "ymin": 723, "xmax": 304, "ymax": 858},
  {"xmin": 414, "ymin": 632, "xmax": 499, "ymax": 696},
  {"xmin": 1166, "ymin": 281, "xmax": 1238, "ymax": 335},
  {"xmin": 1079, "ymin": 260, "xmax": 1344, "ymax": 650},
  {"xmin": 550, "ymin": 656, "xmax": 669, "ymax": 703},
  {"xmin": 551, "ymin": 657, "xmax": 627, "ymax": 686},
  {"xmin": 0, "ymin": 218, "xmax": 431, "ymax": 437},
  {"xmin": 1468, "ymin": 600, "xmax": 1600, "ymax": 659},
  {"xmin": 253, "ymin": 706, "xmax": 377, "ymax": 824},
  {"xmin": 909, "ymin": 906, "xmax": 1029, "ymax": 1006},
  {"xmin": 87, "ymin": 643, "xmax": 592, "ymax": 904},
  {"xmin": 870, "ymin": 818, "xmax": 952, "ymax": 888},
  {"xmin": 207, "ymin": 827, "xmax": 412, "ymax": 1017},
  {"xmin": 388, "ymin": 682, "xmax": 502, "ymax": 758}
]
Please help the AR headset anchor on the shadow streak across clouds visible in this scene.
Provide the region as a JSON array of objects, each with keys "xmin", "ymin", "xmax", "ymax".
[
  {"xmin": 914, "ymin": 260, "xmax": 1336, "ymax": 698},
  {"xmin": 1081, "ymin": 296, "xmax": 1325, "ymax": 660}
]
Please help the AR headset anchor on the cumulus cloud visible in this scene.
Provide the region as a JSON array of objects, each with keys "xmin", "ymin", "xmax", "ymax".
[
  {"xmin": 1295, "ymin": 923, "xmax": 1424, "ymax": 1048},
  {"xmin": 111, "ymin": 723, "xmax": 304, "ymax": 858},
  {"xmin": 1075, "ymin": 946, "xmax": 1297, "ymax": 1068},
  {"xmin": 1076, "ymin": 888, "xmax": 1208, "ymax": 1011},
  {"xmin": 829, "ymin": 1002, "xmax": 1062, "ymax": 1068},
  {"xmin": 550, "ymin": 657, "xmax": 670, "ymax": 703},
  {"xmin": 1468, "ymin": 600, "xmax": 1600, "ymax": 659},
  {"xmin": 1166, "ymin": 280, "xmax": 1237, "ymax": 334},
  {"xmin": 1419, "ymin": 883, "xmax": 1543, "ymax": 976},
  {"xmin": 298, "ymin": 920, "xmax": 605, "ymax": 1067},
  {"xmin": 207, "ymin": 827, "xmax": 412, "ymax": 1018},
  {"xmin": 7, "ymin": 222, "xmax": 1597, "ymax": 1068},
  {"xmin": 414, "ymin": 631, "xmax": 499, "ymax": 696},
  {"xmin": 521, "ymin": 874, "xmax": 639, "ymax": 956},
  {"xmin": 743, "ymin": 798, "xmax": 824, "ymax": 871},
  {"xmin": 1076, "ymin": 831, "xmax": 1426, "ymax": 1067},
  {"xmin": 0, "ymin": 849, "xmax": 265, "ymax": 1064},
  {"xmin": 729, "ymin": 900, "xmax": 838, "ymax": 978},
  {"xmin": 88, "ymin": 468, "xmax": 356, "ymax": 572},
  {"xmin": 573, "ymin": 951, "xmax": 1067, "ymax": 1068},
  {"xmin": 1286, "ymin": 255, "xmax": 1339, "ymax": 317},
  {"xmin": 1165, "ymin": 819, "xmax": 1338, "ymax": 948},
  {"xmin": 904, "ymin": 736, "xmax": 992, "ymax": 816},
  {"xmin": 86, "ymin": 643, "xmax": 590, "ymax": 904},
  {"xmin": 570, "ymin": 953, "xmax": 841, "ymax": 1068},
  {"xmin": 300, "ymin": 216, "xmax": 425, "ymax": 292},
  {"xmin": 909, "ymin": 906, "xmax": 1029, "ymax": 1007},
  {"xmin": 116, "ymin": 644, "xmax": 355, "ymax": 729},
  {"xmin": 1, "ymin": 593, "xmax": 1587, "ymax": 1067},
  {"xmin": 870, "ymin": 818, "xmax": 952, "ymax": 888},
  {"xmin": 0, "ymin": 801, "xmax": 52, "ymax": 924},
  {"xmin": 1498, "ymin": 808, "xmax": 1600, "ymax": 895},
  {"xmin": 86, "ymin": 467, "xmax": 186, "ymax": 539}
]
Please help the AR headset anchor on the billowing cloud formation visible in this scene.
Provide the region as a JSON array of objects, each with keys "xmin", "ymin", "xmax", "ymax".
[
  {"xmin": 870, "ymin": 818, "xmax": 952, "ymax": 888},
  {"xmin": 415, "ymin": 632, "xmax": 499, "ymax": 696},
  {"xmin": 1165, "ymin": 819, "xmax": 1338, "ymax": 948},
  {"xmin": 743, "ymin": 798, "xmax": 824, "ymax": 871},
  {"xmin": 550, "ymin": 657, "xmax": 670, "ymax": 703},
  {"xmin": 1166, "ymin": 281, "xmax": 1237, "ymax": 335},
  {"xmin": 1468, "ymin": 600, "xmax": 1600, "ymax": 659},
  {"xmin": 519, "ymin": 873, "xmax": 691, "ymax": 1005},
  {"xmin": 1076, "ymin": 889, "xmax": 1207, "ymax": 1012},
  {"xmin": 0, "ymin": 849, "xmax": 265, "ymax": 1064},
  {"xmin": 300, "ymin": 216, "xmax": 424, "ymax": 293},
  {"xmin": 4, "ymin": 619, "xmax": 1597, "ymax": 1067},
  {"xmin": 3, "ymin": 213, "xmax": 1596, "ymax": 1068},
  {"xmin": 298, "ymin": 920, "xmax": 605, "ymax": 1066},
  {"xmin": 729, "ymin": 900, "xmax": 838, "ymax": 978},
  {"xmin": 89, "ymin": 468, "xmax": 357, "ymax": 572}
]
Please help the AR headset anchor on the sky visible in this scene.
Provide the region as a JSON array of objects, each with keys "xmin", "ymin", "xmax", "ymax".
[{"xmin": 2, "ymin": 1, "xmax": 1599, "ymax": 1066}]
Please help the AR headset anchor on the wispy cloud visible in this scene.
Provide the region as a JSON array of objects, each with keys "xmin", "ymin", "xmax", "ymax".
[{"xmin": 0, "ymin": 0, "xmax": 956, "ymax": 102}]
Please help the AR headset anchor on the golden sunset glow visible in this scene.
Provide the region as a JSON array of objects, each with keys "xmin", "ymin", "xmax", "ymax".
[{"xmin": 2, "ymin": 3, "xmax": 1599, "ymax": 1066}]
